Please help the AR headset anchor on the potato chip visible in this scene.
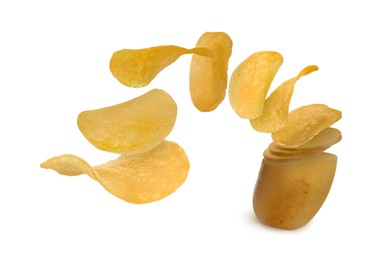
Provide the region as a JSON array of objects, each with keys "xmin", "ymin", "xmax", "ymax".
[
  {"xmin": 189, "ymin": 32, "xmax": 233, "ymax": 112},
  {"xmin": 40, "ymin": 154, "xmax": 96, "ymax": 179},
  {"xmin": 77, "ymin": 89, "xmax": 177, "ymax": 155},
  {"xmin": 40, "ymin": 141, "xmax": 190, "ymax": 204},
  {"xmin": 268, "ymin": 128, "xmax": 341, "ymax": 157},
  {"xmin": 110, "ymin": 45, "xmax": 212, "ymax": 88},
  {"xmin": 278, "ymin": 127, "xmax": 342, "ymax": 152},
  {"xmin": 250, "ymin": 65, "xmax": 318, "ymax": 132},
  {"xmin": 272, "ymin": 104, "xmax": 342, "ymax": 148},
  {"xmin": 229, "ymin": 51, "xmax": 283, "ymax": 119}
]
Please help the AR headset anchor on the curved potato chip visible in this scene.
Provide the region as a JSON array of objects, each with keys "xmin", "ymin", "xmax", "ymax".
[
  {"xmin": 229, "ymin": 51, "xmax": 283, "ymax": 119},
  {"xmin": 250, "ymin": 65, "xmax": 318, "ymax": 132},
  {"xmin": 268, "ymin": 127, "xmax": 342, "ymax": 157},
  {"xmin": 77, "ymin": 89, "xmax": 177, "ymax": 155},
  {"xmin": 40, "ymin": 141, "xmax": 190, "ymax": 204},
  {"xmin": 110, "ymin": 45, "xmax": 212, "ymax": 88},
  {"xmin": 40, "ymin": 154, "xmax": 96, "ymax": 179},
  {"xmin": 272, "ymin": 104, "xmax": 342, "ymax": 148},
  {"xmin": 189, "ymin": 32, "xmax": 233, "ymax": 112},
  {"xmin": 279, "ymin": 127, "xmax": 342, "ymax": 151}
]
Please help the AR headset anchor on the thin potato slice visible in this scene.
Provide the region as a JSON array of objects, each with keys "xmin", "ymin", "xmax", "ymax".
[
  {"xmin": 110, "ymin": 45, "xmax": 212, "ymax": 88},
  {"xmin": 266, "ymin": 128, "xmax": 342, "ymax": 168},
  {"xmin": 40, "ymin": 154, "xmax": 96, "ymax": 179},
  {"xmin": 268, "ymin": 143, "xmax": 325, "ymax": 158},
  {"xmin": 263, "ymin": 148, "xmax": 303, "ymax": 162},
  {"xmin": 93, "ymin": 141, "xmax": 189, "ymax": 204},
  {"xmin": 250, "ymin": 65, "xmax": 318, "ymax": 132},
  {"xmin": 229, "ymin": 51, "xmax": 283, "ymax": 119},
  {"xmin": 272, "ymin": 104, "xmax": 342, "ymax": 148},
  {"xmin": 189, "ymin": 32, "xmax": 233, "ymax": 112},
  {"xmin": 77, "ymin": 89, "xmax": 177, "ymax": 155},
  {"xmin": 279, "ymin": 127, "xmax": 342, "ymax": 152},
  {"xmin": 40, "ymin": 141, "xmax": 190, "ymax": 204}
]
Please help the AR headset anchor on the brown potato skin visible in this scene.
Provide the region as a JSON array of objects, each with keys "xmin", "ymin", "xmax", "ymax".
[{"xmin": 253, "ymin": 152, "xmax": 337, "ymax": 230}]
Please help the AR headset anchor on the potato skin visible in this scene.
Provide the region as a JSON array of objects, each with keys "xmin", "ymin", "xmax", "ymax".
[{"xmin": 253, "ymin": 152, "xmax": 337, "ymax": 230}]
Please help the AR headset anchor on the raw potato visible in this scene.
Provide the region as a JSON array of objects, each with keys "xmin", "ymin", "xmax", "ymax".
[
  {"xmin": 267, "ymin": 143, "xmax": 326, "ymax": 158},
  {"xmin": 40, "ymin": 141, "xmax": 190, "ymax": 204},
  {"xmin": 110, "ymin": 45, "xmax": 212, "ymax": 88},
  {"xmin": 77, "ymin": 89, "xmax": 177, "ymax": 155},
  {"xmin": 229, "ymin": 51, "xmax": 283, "ymax": 119},
  {"xmin": 189, "ymin": 32, "xmax": 233, "ymax": 112},
  {"xmin": 263, "ymin": 148, "xmax": 305, "ymax": 162},
  {"xmin": 253, "ymin": 152, "xmax": 337, "ymax": 230},
  {"xmin": 272, "ymin": 104, "xmax": 342, "ymax": 148},
  {"xmin": 226, "ymin": 48, "xmax": 342, "ymax": 230},
  {"xmin": 250, "ymin": 65, "xmax": 318, "ymax": 132}
]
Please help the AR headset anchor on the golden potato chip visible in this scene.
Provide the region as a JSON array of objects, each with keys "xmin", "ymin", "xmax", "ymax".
[
  {"xmin": 40, "ymin": 154, "xmax": 96, "ymax": 179},
  {"xmin": 272, "ymin": 104, "xmax": 342, "ymax": 148},
  {"xmin": 40, "ymin": 141, "xmax": 190, "ymax": 204},
  {"xmin": 229, "ymin": 51, "xmax": 283, "ymax": 119},
  {"xmin": 77, "ymin": 89, "xmax": 177, "ymax": 155},
  {"xmin": 279, "ymin": 127, "xmax": 342, "ymax": 151},
  {"xmin": 93, "ymin": 141, "xmax": 189, "ymax": 204},
  {"xmin": 268, "ymin": 128, "xmax": 341, "ymax": 157},
  {"xmin": 110, "ymin": 45, "xmax": 212, "ymax": 88},
  {"xmin": 250, "ymin": 65, "xmax": 318, "ymax": 132},
  {"xmin": 189, "ymin": 32, "xmax": 233, "ymax": 112}
]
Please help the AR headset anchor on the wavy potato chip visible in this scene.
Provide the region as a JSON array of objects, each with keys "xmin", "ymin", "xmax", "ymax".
[
  {"xmin": 40, "ymin": 154, "xmax": 96, "ymax": 178},
  {"xmin": 40, "ymin": 141, "xmax": 190, "ymax": 204},
  {"xmin": 229, "ymin": 51, "xmax": 283, "ymax": 119},
  {"xmin": 110, "ymin": 45, "xmax": 212, "ymax": 88},
  {"xmin": 189, "ymin": 32, "xmax": 233, "ymax": 112},
  {"xmin": 278, "ymin": 127, "xmax": 342, "ymax": 151},
  {"xmin": 250, "ymin": 65, "xmax": 318, "ymax": 132},
  {"xmin": 78, "ymin": 89, "xmax": 177, "ymax": 155},
  {"xmin": 269, "ymin": 128, "xmax": 342, "ymax": 157},
  {"xmin": 272, "ymin": 104, "xmax": 342, "ymax": 148}
]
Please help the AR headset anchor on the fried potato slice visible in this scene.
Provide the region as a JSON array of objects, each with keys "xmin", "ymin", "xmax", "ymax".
[
  {"xmin": 77, "ymin": 89, "xmax": 177, "ymax": 155},
  {"xmin": 229, "ymin": 51, "xmax": 283, "ymax": 119},
  {"xmin": 250, "ymin": 65, "xmax": 318, "ymax": 132},
  {"xmin": 40, "ymin": 154, "xmax": 96, "ymax": 179},
  {"xmin": 110, "ymin": 45, "xmax": 212, "ymax": 88},
  {"xmin": 280, "ymin": 127, "xmax": 342, "ymax": 151},
  {"xmin": 268, "ymin": 128, "xmax": 341, "ymax": 157},
  {"xmin": 272, "ymin": 104, "xmax": 342, "ymax": 148},
  {"xmin": 40, "ymin": 141, "xmax": 190, "ymax": 204},
  {"xmin": 189, "ymin": 32, "xmax": 233, "ymax": 112}
]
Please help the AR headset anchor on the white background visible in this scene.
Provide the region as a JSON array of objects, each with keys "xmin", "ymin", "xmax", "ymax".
[{"xmin": 1, "ymin": 0, "xmax": 380, "ymax": 259}]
